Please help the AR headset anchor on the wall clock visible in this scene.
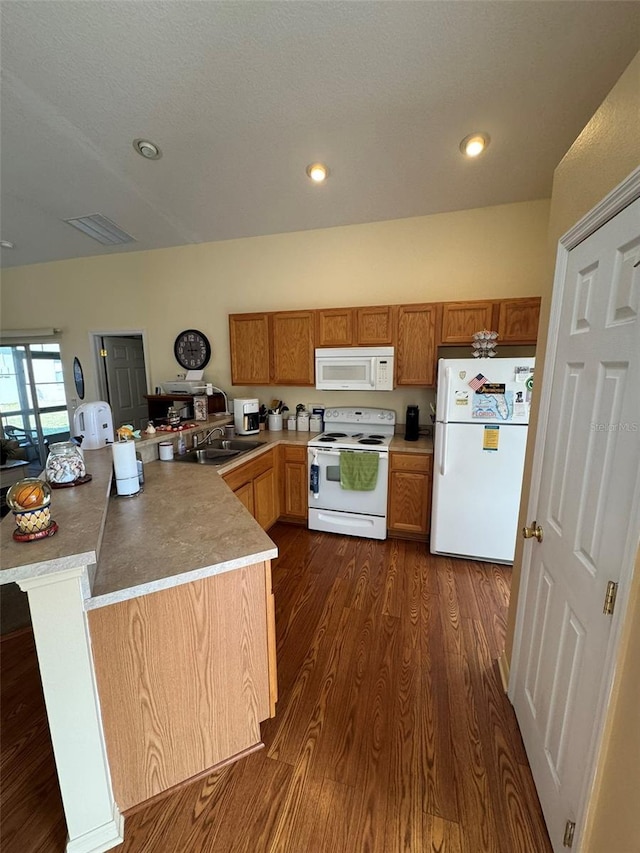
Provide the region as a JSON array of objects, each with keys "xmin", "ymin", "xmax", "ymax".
[
  {"xmin": 174, "ymin": 329, "xmax": 211, "ymax": 370},
  {"xmin": 73, "ymin": 357, "xmax": 85, "ymax": 399}
]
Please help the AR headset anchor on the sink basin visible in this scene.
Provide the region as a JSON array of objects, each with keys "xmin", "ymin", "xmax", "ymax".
[
  {"xmin": 173, "ymin": 439, "xmax": 264, "ymax": 465},
  {"xmin": 204, "ymin": 439, "xmax": 264, "ymax": 452}
]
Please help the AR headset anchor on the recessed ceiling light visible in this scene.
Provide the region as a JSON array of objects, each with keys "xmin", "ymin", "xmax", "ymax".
[
  {"xmin": 133, "ymin": 138, "xmax": 162, "ymax": 160},
  {"xmin": 460, "ymin": 133, "xmax": 490, "ymax": 158},
  {"xmin": 0, "ymin": 240, "xmax": 15, "ymax": 249},
  {"xmin": 306, "ymin": 163, "xmax": 328, "ymax": 183}
]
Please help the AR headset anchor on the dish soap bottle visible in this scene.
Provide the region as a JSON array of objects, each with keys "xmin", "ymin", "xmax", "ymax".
[{"xmin": 177, "ymin": 433, "xmax": 186, "ymax": 455}]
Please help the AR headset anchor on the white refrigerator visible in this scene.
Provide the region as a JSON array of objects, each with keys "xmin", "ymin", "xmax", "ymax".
[{"xmin": 430, "ymin": 357, "xmax": 535, "ymax": 564}]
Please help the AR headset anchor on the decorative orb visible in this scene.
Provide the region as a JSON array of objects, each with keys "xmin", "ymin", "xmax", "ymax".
[{"xmin": 6, "ymin": 478, "xmax": 51, "ymax": 511}]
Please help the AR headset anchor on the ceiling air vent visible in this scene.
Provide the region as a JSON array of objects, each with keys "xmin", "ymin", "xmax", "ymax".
[{"xmin": 64, "ymin": 214, "xmax": 135, "ymax": 245}]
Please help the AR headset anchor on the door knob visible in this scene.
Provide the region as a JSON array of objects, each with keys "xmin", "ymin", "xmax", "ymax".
[{"xmin": 522, "ymin": 521, "xmax": 543, "ymax": 542}]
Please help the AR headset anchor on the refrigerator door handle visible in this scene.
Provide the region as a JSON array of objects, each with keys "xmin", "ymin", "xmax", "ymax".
[
  {"xmin": 439, "ymin": 425, "xmax": 448, "ymax": 476},
  {"xmin": 440, "ymin": 366, "xmax": 451, "ymax": 423}
]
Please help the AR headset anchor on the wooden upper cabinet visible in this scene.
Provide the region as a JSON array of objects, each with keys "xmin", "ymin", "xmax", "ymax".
[
  {"xmin": 229, "ymin": 313, "xmax": 271, "ymax": 385},
  {"xmin": 316, "ymin": 308, "xmax": 354, "ymax": 347},
  {"xmin": 396, "ymin": 304, "xmax": 439, "ymax": 386},
  {"xmin": 270, "ymin": 310, "xmax": 315, "ymax": 385},
  {"xmin": 355, "ymin": 305, "xmax": 395, "ymax": 345},
  {"xmin": 497, "ymin": 297, "xmax": 541, "ymax": 344},
  {"xmin": 440, "ymin": 300, "xmax": 495, "ymax": 344}
]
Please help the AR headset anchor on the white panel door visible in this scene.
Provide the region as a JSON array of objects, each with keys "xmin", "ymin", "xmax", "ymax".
[{"xmin": 511, "ymin": 196, "xmax": 640, "ymax": 851}]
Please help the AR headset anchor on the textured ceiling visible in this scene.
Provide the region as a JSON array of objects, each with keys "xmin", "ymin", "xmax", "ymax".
[{"xmin": 1, "ymin": 1, "xmax": 639, "ymax": 268}]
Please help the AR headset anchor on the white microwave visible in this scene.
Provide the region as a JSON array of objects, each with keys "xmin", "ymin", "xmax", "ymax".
[{"xmin": 315, "ymin": 347, "xmax": 394, "ymax": 391}]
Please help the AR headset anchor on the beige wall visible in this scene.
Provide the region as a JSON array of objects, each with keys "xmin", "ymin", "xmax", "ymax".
[
  {"xmin": 504, "ymin": 51, "xmax": 640, "ymax": 852},
  {"xmin": 1, "ymin": 199, "xmax": 549, "ymax": 424}
]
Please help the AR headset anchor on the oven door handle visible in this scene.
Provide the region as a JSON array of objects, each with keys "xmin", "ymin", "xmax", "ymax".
[{"xmin": 311, "ymin": 448, "xmax": 382, "ymax": 457}]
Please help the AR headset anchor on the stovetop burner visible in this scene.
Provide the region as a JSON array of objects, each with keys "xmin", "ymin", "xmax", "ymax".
[{"xmin": 308, "ymin": 408, "xmax": 396, "ymax": 451}]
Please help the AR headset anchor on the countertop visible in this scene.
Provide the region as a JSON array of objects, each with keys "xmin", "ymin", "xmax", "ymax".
[{"xmin": 0, "ymin": 423, "xmax": 433, "ymax": 608}]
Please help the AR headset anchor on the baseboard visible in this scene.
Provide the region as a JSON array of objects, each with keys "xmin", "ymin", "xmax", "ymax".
[
  {"xmin": 65, "ymin": 804, "xmax": 124, "ymax": 853},
  {"xmin": 123, "ymin": 741, "xmax": 265, "ymax": 817},
  {"xmin": 497, "ymin": 650, "xmax": 510, "ymax": 693}
]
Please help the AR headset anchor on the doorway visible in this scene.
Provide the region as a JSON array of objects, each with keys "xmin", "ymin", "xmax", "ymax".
[
  {"xmin": 510, "ymin": 178, "xmax": 639, "ymax": 851},
  {"xmin": 91, "ymin": 332, "xmax": 150, "ymax": 432}
]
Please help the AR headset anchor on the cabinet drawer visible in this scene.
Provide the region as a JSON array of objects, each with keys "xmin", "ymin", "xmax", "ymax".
[
  {"xmin": 390, "ymin": 452, "xmax": 432, "ymax": 473},
  {"xmin": 282, "ymin": 444, "xmax": 307, "ymax": 463},
  {"xmin": 223, "ymin": 448, "xmax": 274, "ymax": 491}
]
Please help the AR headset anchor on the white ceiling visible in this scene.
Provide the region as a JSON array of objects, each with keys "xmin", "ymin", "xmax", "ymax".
[{"xmin": 1, "ymin": 1, "xmax": 639, "ymax": 269}]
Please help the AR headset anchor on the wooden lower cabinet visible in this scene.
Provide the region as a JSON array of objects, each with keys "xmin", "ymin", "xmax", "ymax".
[
  {"xmin": 387, "ymin": 452, "xmax": 432, "ymax": 540},
  {"xmin": 88, "ymin": 562, "xmax": 276, "ymax": 812},
  {"xmin": 279, "ymin": 444, "xmax": 308, "ymax": 523},
  {"xmin": 223, "ymin": 449, "xmax": 278, "ymax": 531}
]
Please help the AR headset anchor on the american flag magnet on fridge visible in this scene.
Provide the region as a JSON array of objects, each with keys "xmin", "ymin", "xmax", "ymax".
[{"xmin": 468, "ymin": 373, "xmax": 487, "ymax": 391}]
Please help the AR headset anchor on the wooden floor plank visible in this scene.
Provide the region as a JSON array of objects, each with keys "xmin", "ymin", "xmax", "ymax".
[{"xmin": 1, "ymin": 523, "xmax": 553, "ymax": 853}]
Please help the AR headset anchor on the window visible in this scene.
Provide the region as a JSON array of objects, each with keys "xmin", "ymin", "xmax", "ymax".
[{"xmin": 0, "ymin": 343, "xmax": 70, "ymax": 464}]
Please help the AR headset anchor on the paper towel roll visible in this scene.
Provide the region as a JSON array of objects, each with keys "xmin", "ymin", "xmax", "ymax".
[{"xmin": 112, "ymin": 440, "xmax": 139, "ymax": 496}]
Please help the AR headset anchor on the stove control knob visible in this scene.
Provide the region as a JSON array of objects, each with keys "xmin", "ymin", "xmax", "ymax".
[{"xmin": 386, "ymin": 413, "xmax": 394, "ymax": 420}]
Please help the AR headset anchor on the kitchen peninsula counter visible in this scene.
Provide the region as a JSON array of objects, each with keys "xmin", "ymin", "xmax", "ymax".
[{"xmin": 0, "ymin": 438, "xmax": 279, "ymax": 853}]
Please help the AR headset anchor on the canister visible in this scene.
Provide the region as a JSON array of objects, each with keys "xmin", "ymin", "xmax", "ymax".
[
  {"xmin": 287, "ymin": 415, "xmax": 297, "ymax": 431},
  {"xmin": 297, "ymin": 412, "xmax": 310, "ymax": 431},
  {"xmin": 159, "ymin": 441, "xmax": 174, "ymax": 461},
  {"xmin": 268, "ymin": 413, "xmax": 283, "ymax": 431},
  {"xmin": 309, "ymin": 414, "xmax": 323, "ymax": 432}
]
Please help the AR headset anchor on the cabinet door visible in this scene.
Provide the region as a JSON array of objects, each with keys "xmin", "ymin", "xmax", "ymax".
[
  {"xmin": 271, "ymin": 311, "xmax": 315, "ymax": 385},
  {"xmin": 229, "ymin": 314, "xmax": 271, "ymax": 385},
  {"xmin": 234, "ymin": 481, "xmax": 254, "ymax": 516},
  {"xmin": 280, "ymin": 445, "xmax": 308, "ymax": 521},
  {"xmin": 497, "ymin": 297, "xmax": 541, "ymax": 343},
  {"xmin": 440, "ymin": 300, "xmax": 495, "ymax": 344},
  {"xmin": 316, "ymin": 308, "xmax": 354, "ymax": 347},
  {"xmin": 396, "ymin": 304, "xmax": 439, "ymax": 386},
  {"xmin": 253, "ymin": 466, "xmax": 278, "ymax": 531},
  {"xmin": 387, "ymin": 453, "xmax": 432, "ymax": 538},
  {"xmin": 356, "ymin": 305, "xmax": 394, "ymax": 345}
]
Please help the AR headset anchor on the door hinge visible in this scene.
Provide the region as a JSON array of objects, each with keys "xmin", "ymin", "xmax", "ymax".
[
  {"xmin": 563, "ymin": 819, "xmax": 576, "ymax": 847},
  {"xmin": 603, "ymin": 580, "xmax": 618, "ymax": 616},
  {"xmin": 100, "ymin": 348, "xmax": 108, "ymax": 358}
]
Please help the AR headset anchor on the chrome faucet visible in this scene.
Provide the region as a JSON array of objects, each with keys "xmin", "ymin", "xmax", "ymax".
[{"xmin": 192, "ymin": 426, "xmax": 225, "ymax": 447}]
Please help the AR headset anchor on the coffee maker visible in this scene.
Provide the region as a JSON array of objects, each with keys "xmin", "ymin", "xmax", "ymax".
[
  {"xmin": 404, "ymin": 405, "xmax": 420, "ymax": 441},
  {"xmin": 233, "ymin": 398, "xmax": 260, "ymax": 435}
]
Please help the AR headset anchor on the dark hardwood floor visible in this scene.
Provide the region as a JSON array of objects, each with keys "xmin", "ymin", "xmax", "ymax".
[{"xmin": 1, "ymin": 523, "xmax": 552, "ymax": 853}]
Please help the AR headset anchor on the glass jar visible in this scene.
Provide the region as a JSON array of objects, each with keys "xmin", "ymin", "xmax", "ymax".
[{"xmin": 45, "ymin": 441, "xmax": 86, "ymax": 484}]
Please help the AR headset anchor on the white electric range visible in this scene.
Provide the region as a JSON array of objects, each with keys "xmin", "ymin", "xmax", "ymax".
[{"xmin": 307, "ymin": 407, "xmax": 396, "ymax": 540}]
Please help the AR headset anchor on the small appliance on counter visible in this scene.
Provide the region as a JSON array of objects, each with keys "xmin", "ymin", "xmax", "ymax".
[
  {"xmin": 233, "ymin": 398, "xmax": 260, "ymax": 435},
  {"xmin": 404, "ymin": 405, "xmax": 420, "ymax": 441},
  {"xmin": 73, "ymin": 401, "xmax": 114, "ymax": 449}
]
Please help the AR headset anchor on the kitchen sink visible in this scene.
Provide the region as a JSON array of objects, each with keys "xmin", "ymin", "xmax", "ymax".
[
  {"xmin": 172, "ymin": 439, "xmax": 264, "ymax": 465},
  {"xmin": 204, "ymin": 439, "xmax": 264, "ymax": 452}
]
